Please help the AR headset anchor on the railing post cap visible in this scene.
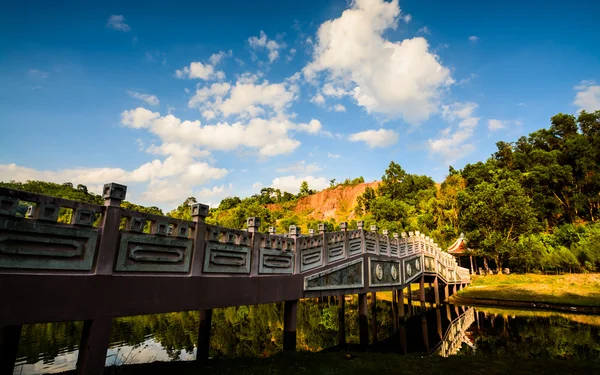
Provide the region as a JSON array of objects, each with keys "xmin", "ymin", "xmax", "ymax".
[
  {"xmin": 357, "ymin": 220, "xmax": 364, "ymax": 229},
  {"xmin": 401, "ymin": 232, "xmax": 407, "ymax": 238},
  {"xmin": 102, "ymin": 182, "xmax": 127, "ymax": 205},
  {"xmin": 247, "ymin": 217, "xmax": 261, "ymax": 232},
  {"xmin": 382, "ymin": 229, "xmax": 389, "ymax": 236},
  {"xmin": 191, "ymin": 203, "xmax": 209, "ymax": 218},
  {"xmin": 268, "ymin": 226, "xmax": 277, "ymax": 234},
  {"xmin": 408, "ymin": 231, "xmax": 414, "ymax": 237},
  {"xmin": 318, "ymin": 223, "xmax": 326, "ymax": 233},
  {"xmin": 393, "ymin": 232, "xmax": 399, "ymax": 238},
  {"xmin": 370, "ymin": 224, "xmax": 378, "ymax": 232},
  {"xmin": 309, "ymin": 229, "xmax": 315, "ymax": 235},
  {"xmin": 339, "ymin": 222, "xmax": 348, "ymax": 230},
  {"xmin": 289, "ymin": 225, "xmax": 300, "ymax": 236}
]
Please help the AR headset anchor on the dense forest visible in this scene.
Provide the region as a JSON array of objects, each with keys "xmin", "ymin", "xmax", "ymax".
[{"xmin": 2, "ymin": 111, "xmax": 599, "ymax": 273}]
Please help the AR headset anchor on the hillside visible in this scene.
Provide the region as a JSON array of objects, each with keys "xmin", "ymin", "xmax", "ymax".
[{"xmin": 268, "ymin": 181, "xmax": 379, "ymax": 223}]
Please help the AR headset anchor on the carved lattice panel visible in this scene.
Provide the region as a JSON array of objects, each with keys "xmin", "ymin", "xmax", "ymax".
[
  {"xmin": 0, "ymin": 218, "xmax": 98, "ymax": 271},
  {"xmin": 259, "ymin": 234, "xmax": 295, "ymax": 274},
  {"xmin": 365, "ymin": 232, "xmax": 377, "ymax": 253},
  {"xmin": 116, "ymin": 232, "xmax": 193, "ymax": 273},
  {"xmin": 298, "ymin": 235, "xmax": 323, "ymax": 273},
  {"xmin": 347, "ymin": 230, "xmax": 362, "ymax": 255},
  {"xmin": 203, "ymin": 226, "xmax": 252, "ymax": 274},
  {"xmin": 424, "ymin": 256, "xmax": 436, "ymax": 273},
  {"xmin": 368, "ymin": 258, "xmax": 401, "ymax": 287},
  {"xmin": 326, "ymin": 232, "xmax": 345, "ymax": 263},
  {"xmin": 304, "ymin": 258, "xmax": 363, "ymax": 291},
  {"xmin": 390, "ymin": 242, "xmax": 398, "ymax": 257}
]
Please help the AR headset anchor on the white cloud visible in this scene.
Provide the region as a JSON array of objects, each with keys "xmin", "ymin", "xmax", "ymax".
[
  {"xmin": 349, "ymin": 128, "xmax": 399, "ymax": 148},
  {"xmin": 28, "ymin": 69, "xmax": 48, "ymax": 79},
  {"xmin": 428, "ymin": 102, "xmax": 479, "ymax": 163},
  {"xmin": 106, "ymin": 15, "xmax": 130, "ymax": 32},
  {"xmin": 304, "ymin": 0, "xmax": 453, "ymax": 124},
  {"xmin": 127, "ymin": 91, "xmax": 160, "ymax": 106},
  {"xmin": 333, "ymin": 104, "xmax": 346, "ymax": 112},
  {"xmin": 252, "ymin": 181, "xmax": 263, "ymax": 189},
  {"xmin": 286, "ymin": 48, "xmax": 297, "ymax": 62},
  {"xmin": 209, "ymin": 50, "xmax": 232, "ymax": 65},
  {"xmin": 402, "ymin": 14, "xmax": 412, "ymax": 23},
  {"xmin": 488, "ymin": 119, "xmax": 505, "ymax": 131},
  {"xmin": 121, "ymin": 107, "xmax": 317, "ymax": 157},
  {"xmin": 573, "ymin": 80, "xmax": 600, "ymax": 112},
  {"xmin": 310, "ymin": 94, "xmax": 326, "ymax": 106},
  {"xmin": 248, "ymin": 31, "xmax": 286, "ymax": 63},
  {"xmin": 468, "ymin": 36, "xmax": 478, "ymax": 43},
  {"xmin": 277, "ymin": 161, "xmax": 323, "ymax": 174},
  {"xmin": 417, "ymin": 26, "xmax": 431, "ymax": 35},
  {"xmin": 328, "ymin": 153, "xmax": 341, "ymax": 159},
  {"xmin": 271, "ymin": 175, "xmax": 329, "ymax": 194},
  {"xmin": 175, "ymin": 62, "xmax": 225, "ymax": 81}
]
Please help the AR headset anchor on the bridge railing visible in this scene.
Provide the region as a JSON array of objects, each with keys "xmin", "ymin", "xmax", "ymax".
[{"xmin": 0, "ymin": 183, "xmax": 469, "ymax": 282}]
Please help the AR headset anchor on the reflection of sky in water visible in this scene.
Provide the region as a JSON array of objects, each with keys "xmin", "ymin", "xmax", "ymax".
[{"xmin": 13, "ymin": 339, "xmax": 196, "ymax": 375}]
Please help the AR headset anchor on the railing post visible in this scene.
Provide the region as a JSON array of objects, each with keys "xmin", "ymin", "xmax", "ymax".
[
  {"xmin": 319, "ymin": 223, "xmax": 328, "ymax": 267},
  {"xmin": 76, "ymin": 317, "xmax": 113, "ymax": 375},
  {"xmin": 0, "ymin": 325, "xmax": 22, "ymax": 375},
  {"xmin": 283, "ymin": 300, "xmax": 298, "ymax": 351},
  {"xmin": 190, "ymin": 203, "xmax": 209, "ymax": 275},
  {"xmin": 338, "ymin": 295, "xmax": 346, "ymax": 348},
  {"xmin": 370, "ymin": 225, "xmax": 379, "ymax": 255},
  {"xmin": 96, "ymin": 182, "xmax": 126, "ymax": 275},
  {"xmin": 196, "ymin": 309, "xmax": 213, "ymax": 361},
  {"xmin": 248, "ymin": 217, "xmax": 261, "ymax": 276},
  {"xmin": 290, "ymin": 225, "xmax": 300, "ymax": 273},
  {"xmin": 340, "ymin": 222, "xmax": 348, "ymax": 260},
  {"xmin": 358, "ymin": 293, "xmax": 368, "ymax": 348}
]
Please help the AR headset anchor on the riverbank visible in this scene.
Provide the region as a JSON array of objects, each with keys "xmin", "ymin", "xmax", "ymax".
[
  {"xmin": 57, "ymin": 351, "xmax": 600, "ymax": 375},
  {"xmin": 452, "ymin": 274, "xmax": 600, "ymax": 310}
]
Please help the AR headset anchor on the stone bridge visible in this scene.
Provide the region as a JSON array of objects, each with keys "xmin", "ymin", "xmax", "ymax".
[{"xmin": 0, "ymin": 183, "xmax": 471, "ymax": 374}]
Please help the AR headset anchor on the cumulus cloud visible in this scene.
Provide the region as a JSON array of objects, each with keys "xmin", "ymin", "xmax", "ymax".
[
  {"xmin": 276, "ymin": 161, "xmax": 323, "ymax": 174},
  {"xmin": 428, "ymin": 102, "xmax": 479, "ymax": 163},
  {"xmin": 574, "ymin": 80, "xmax": 600, "ymax": 112},
  {"xmin": 175, "ymin": 62, "xmax": 224, "ymax": 80},
  {"xmin": 303, "ymin": 0, "xmax": 453, "ymax": 124},
  {"xmin": 271, "ymin": 175, "xmax": 329, "ymax": 194},
  {"xmin": 488, "ymin": 119, "xmax": 505, "ymax": 131},
  {"xmin": 468, "ymin": 36, "xmax": 478, "ymax": 43},
  {"xmin": 127, "ymin": 91, "xmax": 160, "ymax": 106},
  {"xmin": 248, "ymin": 31, "xmax": 286, "ymax": 63},
  {"xmin": 417, "ymin": 26, "xmax": 431, "ymax": 35},
  {"xmin": 106, "ymin": 15, "xmax": 130, "ymax": 32},
  {"xmin": 349, "ymin": 128, "xmax": 399, "ymax": 148},
  {"xmin": 333, "ymin": 104, "xmax": 346, "ymax": 112}
]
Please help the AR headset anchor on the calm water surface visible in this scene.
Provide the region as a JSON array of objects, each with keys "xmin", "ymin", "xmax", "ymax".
[{"xmin": 13, "ymin": 298, "xmax": 600, "ymax": 374}]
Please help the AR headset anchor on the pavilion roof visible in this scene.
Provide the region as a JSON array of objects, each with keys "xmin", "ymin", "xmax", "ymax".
[{"xmin": 447, "ymin": 233, "xmax": 471, "ymax": 255}]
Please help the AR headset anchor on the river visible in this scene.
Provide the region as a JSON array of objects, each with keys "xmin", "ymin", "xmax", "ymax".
[{"xmin": 12, "ymin": 296, "xmax": 600, "ymax": 374}]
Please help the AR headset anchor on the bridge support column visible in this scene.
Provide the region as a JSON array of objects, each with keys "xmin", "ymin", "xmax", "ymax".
[
  {"xmin": 283, "ymin": 300, "xmax": 298, "ymax": 351},
  {"xmin": 452, "ymin": 284, "xmax": 457, "ymax": 295},
  {"xmin": 407, "ymin": 284, "xmax": 413, "ymax": 317},
  {"xmin": 392, "ymin": 289, "xmax": 398, "ymax": 333},
  {"xmin": 371, "ymin": 292, "xmax": 377, "ymax": 344},
  {"xmin": 434, "ymin": 277, "xmax": 440, "ymax": 306},
  {"xmin": 444, "ymin": 283, "xmax": 449, "ymax": 302},
  {"xmin": 76, "ymin": 318, "xmax": 112, "ymax": 375},
  {"xmin": 338, "ymin": 295, "xmax": 346, "ymax": 348},
  {"xmin": 196, "ymin": 309, "xmax": 213, "ymax": 361},
  {"xmin": 358, "ymin": 293, "xmax": 368, "ymax": 348},
  {"xmin": 398, "ymin": 289, "xmax": 405, "ymax": 319},
  {"xmin": 0, "ymin": 325, "xmax": 22, "ymax": 375},
  {"xmin": 419, "ymin": 275, "xmax": 426, "ymax": 308}
]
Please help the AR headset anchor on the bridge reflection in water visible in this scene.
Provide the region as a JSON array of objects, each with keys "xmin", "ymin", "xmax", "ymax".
[
  {"xmin": 13, "ymin": 300, "xmax": 477, "ymax": 374},
  {"xmin": 0, "ymin": 183, "xmax": 470, "ymax": 374}
]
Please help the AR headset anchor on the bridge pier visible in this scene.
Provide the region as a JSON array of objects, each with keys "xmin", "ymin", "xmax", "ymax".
[
  {"xmin": 0, "ymin": 324, "xmax": 22, "ymax": 375},
  {"xmin": 392, "ymin": 289, "xmax": 398, "ymax": 333},
  {"xmin": 283, "ymin": 300, "xmax": 298, "ymax": 351},
  {"xmin": 398, "ymin": 289, "xmax": 405, "ymax": 319},
  {"xmin": 444, "ymin": 283, "xmax": 449, "ymax": 302},
  {"xmin": 358, "ymin": 293, "xmax": 369, "ymax": 348},
  {"xmin": 338, "ymin": 295, "xmax": 346, "ymax": 348},
  {"xmin": 371, "ymin": 292, "xmax": 377, "ymax": 344},
  {"xmin": 76, "ymin": 317, "xmax": 112, "ymax": 375},
  {"xmin": 407, "ymin": 284, "xmax": 413, "ymax": 316},
  {"xmin": 452, "ymin": 284, "xmax": 457, "ymax": 295},
  {"xmin": 419, "ymin": 275, "xmax": 426, "ymax": 308},
  {"xmin": 434, "ymin": 276, "xmax": 440, "ymax": 306},
  {"xmin": 196, "ymin": 309, "xmax": 213, "ymax": 361}
]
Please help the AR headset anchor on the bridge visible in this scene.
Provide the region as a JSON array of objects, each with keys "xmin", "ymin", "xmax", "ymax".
[{"xmin": 0, "ymin": 183, "xmax": 471, "ymax": 374}]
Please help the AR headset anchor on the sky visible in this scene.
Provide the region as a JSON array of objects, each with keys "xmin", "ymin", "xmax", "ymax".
[{"xmin": 1, "ymin": 0, "xmax": 599, "ymax": 210}]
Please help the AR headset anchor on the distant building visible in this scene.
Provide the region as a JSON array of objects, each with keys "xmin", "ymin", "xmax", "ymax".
[{"xmin": 447, "ymin": 233, "xmax": 475, "ymax": 274}]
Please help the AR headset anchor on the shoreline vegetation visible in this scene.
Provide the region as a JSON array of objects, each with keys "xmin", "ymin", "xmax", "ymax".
[
  {"xmin": 53, "ymin": 351, "xmax": 600, "ymax": 375},
  {"xmin": 452, "ymin": 274, "xmax": 600, "ymax": 312}
]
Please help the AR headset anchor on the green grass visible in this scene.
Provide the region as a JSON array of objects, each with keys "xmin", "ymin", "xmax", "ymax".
[
  {"xmin": 57, "ymin": 351, "xmax": 600, "ymax": 375},
  {"xmin": 455, "ymin": 273, "xmax": 600, "ymax": 307}
]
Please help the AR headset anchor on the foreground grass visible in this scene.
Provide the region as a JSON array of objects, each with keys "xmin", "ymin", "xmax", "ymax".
[
  {"xmin": 59, "ymin": 351, "xmax": 600, "ymax": 375},
  {"xmin": 455, "ymin": 273, "xmax": 600, "ymax": 307}
]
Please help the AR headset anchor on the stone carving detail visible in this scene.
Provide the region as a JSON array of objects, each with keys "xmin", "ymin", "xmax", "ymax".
[
  {"xmin": 154, "ymin": 222, "xmax": 169, "ymax": 236},
  {"xmin": 415, "ymin": 258, "xmax": 421, "ymax": 271},
  {"xmin": 203, "ymin": 226, "xmax": 252, "ymax": 274},
  {"xmin": 365, "ymin": 231, "xmax": 377, "ymax": 253},
  {"xmin": 402, "ymin": 255, "xmax": 423, "ymax": 284},
  {"xmin": 406, "ymin": 263, "xmax": 412, "ymax": 277},
  {"xmin": 103, "ymin": 182, "xmax": 127, "ymax": 200},
  {"xmin": 369, "ymin": 258, "xmax": 401, "ymax": 286},
  {"xmin": 347, "ymin": 230, "xmax": 362, "ymax": 255},
  {"xmin": 298, "ymin": 235, "xmax": 323, "ymax": 273},
  {"xmin": 73, "ymin": 209, "xmax": 95, "ymax": 226},
  {"xmin": 259, "ymin": 234, "xmax": 295, "ymax": 274},
  {"xmin": 128, "ymin": 217, "xmax": 146, "ymax": 233},
  {"xmin": 424, "ymin": 256, "xmax": 436, "ymax": 272},
  {"xmin": 379, "ymin": 234, "xmax": 389, "ymax": 255},
  {"xmin": 0, "ymin": 218, "xmax": 98, "ymax": 271},
  {"xmin": 304, "ymin": 258, "xmax": 363, "ymax": 291},
  {"xmin": 33, "ymin": 203, "xmax": 59, "ymax": 222},
  {"xmin": 116, "ymin": 232, "xmax": 193, "ymax": 273},
  {"xmin": 326, "ymin": 232, "xmax": 345, "ymax": 263}
]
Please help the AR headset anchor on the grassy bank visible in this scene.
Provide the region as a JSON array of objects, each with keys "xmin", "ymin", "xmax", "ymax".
[
  {"xmin": 454, "ymin": 274, "xmax": 600, "ymax": 307},
  {"xmin": 58, "ymin": 351, "xmax": 600, "ymax": 375}
]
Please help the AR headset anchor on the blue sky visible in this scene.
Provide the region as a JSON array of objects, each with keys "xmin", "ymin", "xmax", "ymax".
[{"xmin": 1, "ymin": 0, "xmax": 599, "ymax": 210}]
